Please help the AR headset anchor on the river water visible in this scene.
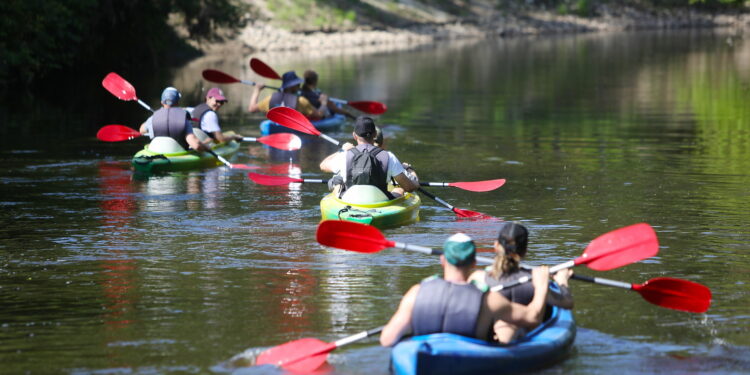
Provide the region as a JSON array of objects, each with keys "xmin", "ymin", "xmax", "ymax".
[{"xmin": 1, "ymin": 30, "xmax": 749, "ymax": 374}]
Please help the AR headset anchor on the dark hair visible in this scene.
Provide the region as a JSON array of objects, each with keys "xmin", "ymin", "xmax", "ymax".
[
  {"xmin": 303, "ymin": 70, "xmax": 318, "ymax": 87},
  {"xmin": 374, "ymin": 126, "xmax": 384, "ymax": 148},
  {"xmin": 489, "ymin": 222, "xmax": 529, "ymax": 278}
]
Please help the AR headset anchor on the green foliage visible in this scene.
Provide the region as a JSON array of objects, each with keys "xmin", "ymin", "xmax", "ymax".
[{"xmin": 0, "ymin": 0, "xmax": 241, "ymax": 95}]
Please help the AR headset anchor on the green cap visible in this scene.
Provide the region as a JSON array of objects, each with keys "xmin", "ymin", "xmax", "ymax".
[{"xmin": 443, "ymin": 233, "xmax": 476, "ymax": 266}]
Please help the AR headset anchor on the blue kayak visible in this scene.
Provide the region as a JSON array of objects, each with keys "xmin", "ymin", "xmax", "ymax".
[
  {"xmin": 390, "ymin": 304, "xmax": 576, "ymax": 375},
  {"xmin": 260, "ymin": 113, "xmax": 347, "ymax": 136}
]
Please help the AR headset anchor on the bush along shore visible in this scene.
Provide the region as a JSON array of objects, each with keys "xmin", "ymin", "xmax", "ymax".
[{"xmin": 207, "ymin": 3, "xmax": 750, "ymax": 57}]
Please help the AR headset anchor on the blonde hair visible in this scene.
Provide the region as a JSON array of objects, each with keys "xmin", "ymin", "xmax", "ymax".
[{"xmin": 489, "ymin": 222, "xmax": 528, "ymax": 279}]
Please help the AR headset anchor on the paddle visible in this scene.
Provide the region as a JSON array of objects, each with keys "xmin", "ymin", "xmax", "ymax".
[
  {"xmin": 417, "ymin": 188, "xmax": 494, "ymax": 219},
  {"xmin": 255, "ymin": 326, "xmax": 383, "ymax": 372},
  {"xmin": 316, "ymin": 220, "xmax": 657, "ymax": 272},
  {"xmin": 420, "ymin": 178, "xmax": 506, "ymax": 192},
  {"xmin": 102, "ymin": 72, "xmax": 154, "ymax": 112},
  {"xmin": 201, "ymin": 69, "xmax": 280, "ymax": 90},
  {"xmin": 317, "ymin": 221, "xmax": 708, "ymax": 313},
  {"xmin": 250, "ymin": 57, "xmax": 388, "ymax": 114},
  {"xmin": 248, "ymin": 172, "xmax": 327, "ymax": 186},
  {"xmin": 267, "ymin": 107, "xmax": 340, "ymax": 146},
  {"xmin": 97, "ymin": 125, "xmax": 143, "ymax": 142},
  {"xmin": 570, "ymin": 274, "xmax": 711, "ymax": 313},
  {"xmin": 242, "ymin": 133, "xmax": 303, "ymax": 151}
]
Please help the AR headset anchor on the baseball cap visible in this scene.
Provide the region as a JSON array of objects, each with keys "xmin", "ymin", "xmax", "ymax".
[
  {"xmin": 354, "ymin": 116, "xmax": 376, "ymax": 138},
  {"xmin": 206, "ymin": 87, "xmax": 227, "ymax": 102},
  {"xmin": 443, "ymin": 233, "xmax": 476, "ymax": 266},
  {"xmin": 160, "ymin": 87, "xmax": 181, "ymax": 105}
]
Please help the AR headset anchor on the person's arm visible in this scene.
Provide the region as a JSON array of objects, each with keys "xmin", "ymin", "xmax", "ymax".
[
  {"xmin": 139, "ymin": 116, "xmax": 152, "ymax": 135},
  {"xmin": 247, "ymin": 83, "xmax": 266, "ymax": 112},
  {"xmin": 315, "ymin": 93, "xmax": 329, "ymax": 118},
  {"xmin": 186, "ymin": 133, "xmax": 207, "ymax": 152},
  {"xmin": 490, "ymin": 266, "xmax": 550, "ymax": 328},
  {"xmin": 212, "ymin": 131, "xmax": 229, "ymax": 144},
  {"xmin": 393, "ymin": 173, "xmax": 419, "ymax": 193},
  {"xmin": 380, "ymin": 284, "xmax": 419, "ymax": 347},
  {"xmin": 320, "ymin": 143, "xmax": 353, "ymax": 172},
  {"xmin": 547, "ymin": 269, "xmax": 574, "ymax": 309}
]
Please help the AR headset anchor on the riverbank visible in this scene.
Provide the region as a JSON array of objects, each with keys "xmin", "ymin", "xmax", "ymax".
[{"xmin": 194, "ymin": 2, "xmax": 750, "ymax": 58}]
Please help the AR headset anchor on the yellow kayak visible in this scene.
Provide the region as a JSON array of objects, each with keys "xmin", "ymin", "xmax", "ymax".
[{"xmin": 320, "ymin": 185, "xmax": 420, "ymax": 229}]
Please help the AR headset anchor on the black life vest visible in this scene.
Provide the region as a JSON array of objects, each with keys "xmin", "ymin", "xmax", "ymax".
[
  {"xmin": 190, "ymin": 103, "xmax": 216, "ymax": 139},
  {"xmin": 485, "ymin": 269, "xmax": 535, "ymax": 305},
  {"xmin": 300, "ymin": 87, "xmax": 321, "ymax": 108},
  {"xmin": 411, "ymin": 276, "xmax": 484, "ymax": 338},
  {"xmin": 151, "ymin": 107, "xmax": 190, "ymax": 150}
]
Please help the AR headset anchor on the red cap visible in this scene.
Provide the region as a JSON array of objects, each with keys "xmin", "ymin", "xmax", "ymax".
[{"xmin": 206, "ymin": 87, "xmax": 227, "ymax": 101}]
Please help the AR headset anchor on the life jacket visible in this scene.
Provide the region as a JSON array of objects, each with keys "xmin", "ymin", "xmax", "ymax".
[
  {"xmin": 269, "ymin": 92, "xmax": 298, "ymax": 109},
  {"xmin": 300, "ymin": 87, "xmax": 321, "ymax": 108},
  {"xmin": 411, "ymin": 276, "xmax": 484, "ymax": 338},
  {"xmin": 151, "ymin": 107, "xmax": 190, "ymax": 150},
  {"xmin": 484, "ymin": 268, "xmax": 535, "ymax": 306},
  {"xmin": 190, "ymin": 103, "xmax": 216, "ymax": 140},
  {"xmin": 344, "ymin": 144, "xmax": 391, "ymax": 198}
]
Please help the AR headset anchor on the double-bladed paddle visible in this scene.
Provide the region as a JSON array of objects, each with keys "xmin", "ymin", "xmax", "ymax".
[
  {"xmin": 202, "ymin": 69, "xmax": 280, "ymax": 90},
  {"xmin": 250, "ymin": 57, "xmax": 388, "ymax": 114},
  {"xmin": 316, "ymin": 220, "xmax": 710, "ymax": 313},
  {"xmin": 97, "ymin": 126, "xmax": 300, "ymax": 154},
  {"xmin": 102, "ymin": 72, "xmax": 154, "ymax": 112}
]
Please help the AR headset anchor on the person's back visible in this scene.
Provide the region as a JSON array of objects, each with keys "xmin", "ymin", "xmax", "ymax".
[
  {"xmin": 380, "ymin": 233, "xmax": 551, "ymax": 346},
  {"xmin": 345, "ymin": 143, "xmax": 391, "ymax": 197},
  {"xmin": 139, "ymin": 87, "xmax": 205, "ymax": 153}
]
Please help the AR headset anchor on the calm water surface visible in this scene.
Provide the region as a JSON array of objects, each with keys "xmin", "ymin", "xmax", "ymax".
[{"xmin": 1, "ymin": 30, "xmax": 749, "ymax": 374}]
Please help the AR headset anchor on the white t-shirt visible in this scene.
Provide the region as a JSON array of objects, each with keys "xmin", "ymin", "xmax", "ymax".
[
  {"xmin": 186, "ymin": 107, "xmax": 221, "ymax": 134},
  {"xmin": 330, "ymin": 148, "xmax": 406, "ymax": 183}
]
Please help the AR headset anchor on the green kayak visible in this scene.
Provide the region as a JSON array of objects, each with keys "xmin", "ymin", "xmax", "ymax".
[
  {"xmin": 131, "ymin": 136, "xmax": 240, "ymax": 173},
  {"xmin": 320, "ymin": 185, "xmax": 420, "ymax": 229}
]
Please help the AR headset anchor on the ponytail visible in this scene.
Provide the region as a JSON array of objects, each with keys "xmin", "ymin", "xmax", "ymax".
[{"xmin": 488, "ymin": 222, "xmax": 528, "ymax": 279}]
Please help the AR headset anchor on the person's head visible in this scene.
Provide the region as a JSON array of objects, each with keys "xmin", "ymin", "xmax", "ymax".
[
  {"xmin": 303, "ymin": 70, "xmax": 318, "ymax": 89},
  {"xmin": 373, "ymin": 126, "xmax": 384, "ymax": 148},
  {"xmin": 353, "ymin": 116, "xmax": 377, "ymax": 143},
  {"xmin": 490, "ymin": 222, "xmax": 529, "ymax": 277},
  {"xmin": 442, "ymin": 233, "xmax": 476, "ymax": 271},
  {"xmin": 206, "ymin": 87, "xmax": 227, "ymax": 111},
  {"xmin": 160, "ymin": 87, "xmax": 181, "ymax": 107},
  {"xmin": 281, "ymin": 71, "xmax": 303, "ymax": 93}
]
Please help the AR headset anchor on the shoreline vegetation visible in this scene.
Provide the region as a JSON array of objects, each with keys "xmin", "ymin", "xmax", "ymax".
[
  {"xmin": 200, "ymin": 1, "xmax": 750, "ymax": 57},
  {"xmin": 2, "ymin": 1, "xmax": 749, "ymax": 96}
]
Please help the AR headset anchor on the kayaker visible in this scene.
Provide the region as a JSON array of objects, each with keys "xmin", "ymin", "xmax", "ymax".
[
  {"xmin": 300, "ymin": 70, "xmax": 356, "ymax": 120},
  {"xmin": 469, "ymin": 222, "xmax": 574, "ymax": 343},
  {"xmin": 380, "ymin": 233, "xmax": 551, "ymax": 347},
  {"xmin": 372, "ymin": 125, "xmax": 418, "ymax": 188},
  {"xmin": 248, "ymin": 71, "xmax": 328, "ymax": 120},
  {"xmin": 319, "ymin": 116, "xmax": 419, "ymax": 198},
  {"xmin": 138, "ymin": 87, "xmax": 207, "ymax": 152},
  {"xmin": 191, "ymin": 87, "xmax": 244, "ymax": 144}
]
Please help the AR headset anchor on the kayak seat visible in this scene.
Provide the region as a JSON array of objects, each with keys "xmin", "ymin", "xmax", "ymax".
[
  {"xmin": 148, "ymin": 137, "xmax": 186, "ymax": 154},
  {"xmin": 341, "ymin": 185, "xmax": 389, "ymax": 204}
]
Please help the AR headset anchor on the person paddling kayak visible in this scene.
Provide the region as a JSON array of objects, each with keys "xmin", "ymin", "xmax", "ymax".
[
  {"xmin": 191, "ymin": 87, "xmax": 243, "ymax": 144},
  {"xmin": 319, "ymin": 116, "xmax": 419, "ymax": 199},
  {"xmin": 380, "ymin": 233, "xmax": 551, "ymax": 346},
  {"xmin": 138, "ymin": 87, "xmax": 207, "ymax": 152},
  {"xmin": 248, "ymin": 71, "xmax": 328, "ymax": 120},
  {"xmin": 469, "ymin": 222, "xmax": 574, "ymax": 343},
  {"xmin": 301, "ymin": 70, "xmax": 356, "ymax": 120}
]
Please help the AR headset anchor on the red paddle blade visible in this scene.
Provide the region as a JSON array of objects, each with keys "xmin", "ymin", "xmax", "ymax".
[
  {"xmin": 267, "ymin": 107, "xmax": 320, "ymax": 136},
  {"xmin": 347, "ymin": 101, "xmax": 387, "ymax": 115},
  {"xmin": 248, "ymin": 172, "xmax": 303, "ymax": 185},
  {"xmin": 316, "ymin": 220, "xmax": 394, "ymax": 253},
  {"xmin": 634, "ymin": 277, "xmax": 712, "ymax": 313},
  {"xmin": 250, "ymin": 58, "xmax": 281, "ymax": 80},
  {"xmin": 453, "ymin": 207, "xmax": 495, "ymax": 219},
  {"xmin": 577, "ymin": 223, "xmax": 659, "ymax": 271},
  {"xmin": 258, "ymin": 133, "xmax": 303, "ymax": 151},
  {"xmin": 450, "ymin": 179, "xmax": 506, "ymax": 192},
  {"xmin": 202, "ymin": 69, "xmax": 240, "ymax": 84},
  {"xmin": 256, "ymin": 337, "xmax": 331, "ymax": 372},
  {"xmin": 102, "ymin": 72, "xmax": 137, "ymax": 101},
  {"xmin": 97, "ymin": 125, "xmax": 141, "ymax": 142}
]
